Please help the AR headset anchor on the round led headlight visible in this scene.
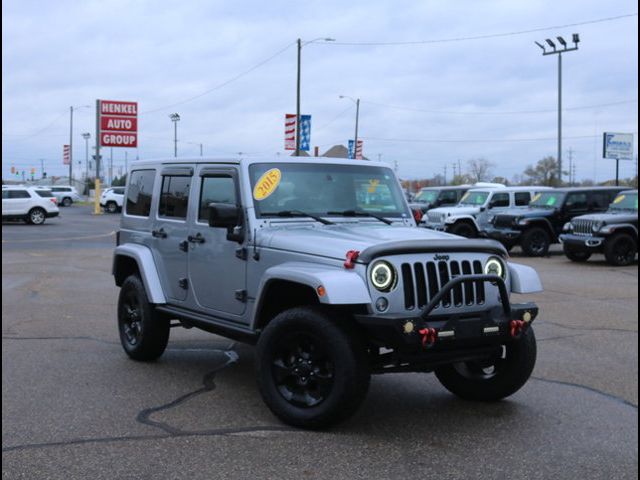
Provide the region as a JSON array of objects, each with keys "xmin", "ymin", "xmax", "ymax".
[
  {"xmin": 563, "ymin": 222, "xmax": 573, "ymax": 232},
  {"xmin": 484, "ymin": 256, "xmax": 506, "ymax": 280},
  {"xmin": 370, "ymin": 261, "xmax": 396, "ymax": 291},
  {"xmin": 592, "ymin": 221, "xmax": 604, "ymax": 233}
]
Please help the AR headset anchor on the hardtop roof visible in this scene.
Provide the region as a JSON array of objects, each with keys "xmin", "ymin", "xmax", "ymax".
[{"xmin": 127, "ymin": 156, "xmax": 392, "ymax": 169}]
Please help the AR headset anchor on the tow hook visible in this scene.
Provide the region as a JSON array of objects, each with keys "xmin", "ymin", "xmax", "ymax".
[
  {"xmin": 419, "ymin": 327, "xmax": 438, "ymax": 348},
  {"xmin": 509, "ymin": 320, "xmax": 526, "ymax": 338}
]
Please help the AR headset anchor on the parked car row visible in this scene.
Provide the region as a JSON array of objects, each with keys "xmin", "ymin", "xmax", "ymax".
[
  {"xmin": 2, "ymin": 185, "xmax": 60, "ymax": 224},
  {"xmin": 413, "ymin": 184, "xmax": 636, "ymax": 266}
]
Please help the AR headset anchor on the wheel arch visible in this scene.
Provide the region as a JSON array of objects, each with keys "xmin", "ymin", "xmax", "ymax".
[{"xmin": 113, "ymin": 244, "xmax": 166, "ymax": 304}]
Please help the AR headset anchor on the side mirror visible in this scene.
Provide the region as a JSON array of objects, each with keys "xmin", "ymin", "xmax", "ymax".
[
  {"xmin": 208, "ymin": 203, "xmax": 244, "ymax": 242},
  {"xmin": 208, "ymin": 203, "xmax": 240, "ymax": 229},
  {"xmin": 479, "ymin": 206, "xmax": 486, "ymax": 212}
]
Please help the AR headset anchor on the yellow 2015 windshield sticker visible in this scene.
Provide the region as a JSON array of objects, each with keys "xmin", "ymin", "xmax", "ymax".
[
  {"xmin": 532, "ymin": 193, "xmax": 542, "ymax": 202},
  {"xmin": 253, "ymin": 168, "xmax": 282, "ymax": 200},
  {"xmin": 367, "ymin": 179, "xmax": 380, "ymax": 193},
  {"xmin": 613, "ymin": 195, "xmax": 625, "ymax": 204}
]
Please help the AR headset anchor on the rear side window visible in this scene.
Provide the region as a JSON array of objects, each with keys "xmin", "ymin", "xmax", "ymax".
[
  {"xmin": 158, "ymin": 175, "xmax": 191, "ymax": 219},
  {"xmin": 565, "ymin": 193, "xmax": 588, "ymax": 210},
  {"xmin": 113, "ymin": 188, "xmax": 125, "ymax": 195},
  {"xmin": 439, "ymin": 190, "xmax": 458, "ymax": 204},
  {"xmin": 8, "ymin": 190, "xmax": 31, "ymax": 199},
  {"xmin": 198, "ymin": 176, "xmax": 236, "ymax": 221},
  {"xmin": 591, "ymin": 192, "xmax": 611, "ymax": 209},
  {"xmin": 514, "ymin": 192, "xmax": 531, "ymax": 206},
  {"xmin": 126, "ymin": 170, "xmax": 156, "ymax": 217},
  {"xmin": 35, "ymin": 190, "xmax": 54, "ymax": 198}
]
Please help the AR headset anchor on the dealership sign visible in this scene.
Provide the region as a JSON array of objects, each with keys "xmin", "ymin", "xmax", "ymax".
[
  {"xmin": 98, "ymin": 100, "xmax": 138, "ymax": 148},
  {"xmin": 603, "ymin": 132, "xmax": 634, "ymax": 161}
]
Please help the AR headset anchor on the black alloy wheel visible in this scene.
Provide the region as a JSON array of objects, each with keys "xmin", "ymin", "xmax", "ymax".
[
  {"xmin": 604, "ymin": 233, "xmax": 637, "ymax": 267},
  {"xmin": 563, "ymin": 244, "xmax": 592, "ymax": 262},
  {"xmin": 521, "ymin": 227, "xmax": 550, "ymax": 257},
  {"xmin": 271, "ymin": 332, "xmax": 335, "ymax": 408}
]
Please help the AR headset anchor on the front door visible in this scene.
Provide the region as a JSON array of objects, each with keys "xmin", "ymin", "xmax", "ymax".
[
  {"xmin": 151, "ymin": 167, "xmax": 194, "ymax": 303},
  {"xmin": 187, "ymin": 167, "xmax": 247, "ymax": 319},
  {"xmin": 3, "ymin": 189, "xmax": 32, "ymax": 215},
  {"xmin": 559, "ymin": 192, "xmax": 590, "ymax": 234}
]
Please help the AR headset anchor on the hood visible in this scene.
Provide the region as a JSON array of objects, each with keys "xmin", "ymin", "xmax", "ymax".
[
  {"xmin": 429, "ymin": 205, "xmax": 481, "ymax": 217},
  {"xmin": 496, "ymin": 207, "xmax": 554, "ymax": 219},
  {"xmin": 256, "ymin": 222, "xmax": 501, "ymax": 261},
  {"xmin": 572, "ymin": 211, "xmax": 638, "ymax": 223}
]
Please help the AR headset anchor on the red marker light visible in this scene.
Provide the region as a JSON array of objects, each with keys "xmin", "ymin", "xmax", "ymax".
[{"xmin": 412, "ymin": 208, "xmax": 423, "ymax": 223}]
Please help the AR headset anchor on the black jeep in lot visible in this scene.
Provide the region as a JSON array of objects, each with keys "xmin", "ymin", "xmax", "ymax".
[
  {"xmin": 483, "ymin": 187, "xmax": 626, "ymax": 257},
  {"xmin": 560, "ymin": 190, "xmax": 638, "ymax": 266}
]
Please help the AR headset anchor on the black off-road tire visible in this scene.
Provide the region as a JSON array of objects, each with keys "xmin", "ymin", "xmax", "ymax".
[
  {"xmin": 604, "ymin": 233, "xmax": 637, "ymax": 267},
  {"xmin": 563, "ymin": 244, "xmax": 592, "ymax": 262},
  {"xmin": 27, "ymin": 207, "xmax": 46, "ymax": 225},
  {"xmin": 521, "ymin": 227, "xmax": 550, "ymax": 257},
  {"xmin": 256, "ymin": 307, "xmax": 370, "ymax": 429},
  {"xmin": 435, "ymin": 327, "xmax": 537, "ymax": 402},
  {"xmin": 106, "ymin": 201, "xmax": 118, "ymax": 214},
  {"xmin": 449, "ymin": 222, "xmax": 477, "ymax": 238},
  {"xmin": 117, "ymin": 275, "xmax": 169, "ymax": 361}
]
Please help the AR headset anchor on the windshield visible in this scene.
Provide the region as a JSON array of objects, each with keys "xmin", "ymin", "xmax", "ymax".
[
  {"xmin": 530, "ymin": 192, "xmax": 565, "ymax": 208},
  {"xmin": 459, "ymin": 191, "xmax": 490, "ymax": 206},
  {"xmin": 249, "ymin": 163, "xmax": 409, "ymax": 219},
  {"xmin": 414, "ymin": 189, "xmax": 439, "ymax": 204},
  {"xmin": 609, "ymin": 192, "xmax": 638, "ymax": 211}
]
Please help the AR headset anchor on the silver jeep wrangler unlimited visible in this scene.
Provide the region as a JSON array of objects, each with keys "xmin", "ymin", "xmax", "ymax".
[{"xmin": 113, "ymin": 157, "xmax": 543, "ymax": 428}]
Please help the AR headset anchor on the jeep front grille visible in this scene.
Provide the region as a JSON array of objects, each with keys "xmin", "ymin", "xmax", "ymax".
[
  {"xmin": 400, "ymin": 260, "xmax": 485, "ymax": 310},
  {"xmin": 427, "ymin": 212, "xmax": 444, "ymax": 224},
  {"xmin": 572, "ymin": 219, "xmax": 595, "ymax": 236}
]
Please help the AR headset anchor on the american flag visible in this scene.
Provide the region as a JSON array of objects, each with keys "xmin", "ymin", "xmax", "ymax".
[
  {"xmin": 348, "ymin": 140, "xmax": 364, "ymax": 159},
  {"xmin": 63, "ymin": 145, "xmax": 70, "ymax": 165},
  {"xmin": 284, "ymin": 114, "xmax": 296, "ymax": 150},
  {"xmin": 284, "ymin": 114, "xmax": 311, "ymax": 151}
]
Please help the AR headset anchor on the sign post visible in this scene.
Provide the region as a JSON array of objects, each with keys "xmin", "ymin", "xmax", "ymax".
[{"xmin": 603, "ymin": 132, "xmax": 634, "ymax": 186}]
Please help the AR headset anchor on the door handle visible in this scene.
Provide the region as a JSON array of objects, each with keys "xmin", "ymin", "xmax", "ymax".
[
  {"xmin": 188, "ymin": 233, "xmax": 205, "ymax": 244},
  {"xmin": 152, "ymin": 228, "xmax": 167, "ymax": 239},
  {"xmin": 179, "ymin": 240, "xmax": 189, "ymax": 252}
]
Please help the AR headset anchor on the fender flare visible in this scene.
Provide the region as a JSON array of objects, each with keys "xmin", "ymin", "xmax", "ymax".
[
  {"xmin": 113, "ymin": 244, "xmax": 166, "ymax": 304},
  {"xmin": 508, "ymin": 262, "xmax": 543, "ymax": 294},
  {"xmin": 255, "ymin": 262, "xmax": 372, "ymax": 309},
  {"xmin": 445, "ymin": 214, "xmax": 480, "ymax": 231},
  {"xmin": 522, "ymin": 218, "xmax": 557, "ymax": 241},
  {"xmin": 602, "ymin": 223, "xmax": 638, "ymax": 238}
]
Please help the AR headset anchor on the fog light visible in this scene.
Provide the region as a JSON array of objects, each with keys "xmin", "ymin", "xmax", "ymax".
[
  {"xmin": 375, "ymin": 297, "xmax": 389, "ymax": 312},
  {"xmin": 523, "ymin": 311, "xmax": 532, "ymax": 323},
  {"xmin": 403, "ymin": 321, "xmax": 415, "ymax": 334}
]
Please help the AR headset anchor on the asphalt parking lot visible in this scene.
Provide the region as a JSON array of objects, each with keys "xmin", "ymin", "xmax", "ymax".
[{"xmin": 2, "ymin": 205, "xmax": 638, "ymax": 480}]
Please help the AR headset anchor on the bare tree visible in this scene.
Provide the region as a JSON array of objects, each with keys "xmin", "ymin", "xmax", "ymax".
[
  {"xmin": 467, "ymin": 158, "xmax": 494, "ymax": 183},
  {"xmin": 523, "ymin": 156, "xmax": 563, "ymax": 186}
]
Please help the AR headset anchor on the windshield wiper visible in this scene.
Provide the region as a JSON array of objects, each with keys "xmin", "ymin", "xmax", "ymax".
[
  {"xmin": 327, "ymin": 209, "xmax": 393, "ymax": 225},
  {"xmin": 261, "ymin": 210, "xmax": 334, "ymax": 225}
]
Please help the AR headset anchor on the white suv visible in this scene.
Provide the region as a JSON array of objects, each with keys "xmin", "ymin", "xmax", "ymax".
[
  {"xmin": 100, "ymin": 187, "xmax": 125, "ymax": 213},
  {"xmin": 49, "ymin": 186, "xmax": 82, "ymax": 207},
  {"xmin": 2, "ymin": 186, "xmax": 60, "ymax": 225}
]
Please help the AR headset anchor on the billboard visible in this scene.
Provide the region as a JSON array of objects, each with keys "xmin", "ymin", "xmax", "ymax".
[
  {"xmin": 603, "ymin": 132, "xmax": 634, "ymax": 161},
  {"xmin": 98, "ymin": 100, "xmax": 138, "ymax": 148}
]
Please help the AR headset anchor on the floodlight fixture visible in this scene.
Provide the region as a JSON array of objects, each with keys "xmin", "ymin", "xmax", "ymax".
[
  {"xmin": 534, "ymin": 41, "xmax": 546, "ymax": 52},
  {"xmin": 546, "ymin": 39, "xmax": 556, "ymax": 49},
  {"xmin": 572, "ymin": 33, "xmax": 580, "ymax": 44},
  {"xmin": 557, "ymin": 36, "xmax": 567, "ymax": 47}
]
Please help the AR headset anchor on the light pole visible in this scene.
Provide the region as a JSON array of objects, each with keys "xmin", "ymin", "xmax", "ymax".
[
  {"xmin": 82, "ymin": 133, "xmax": 90, "ymax": 186},
  {"xmin": 69, "ymin": 105, "xmax": 90, "ymax": 185},
  {"xmin": 169, "ymin": 113, "xmax": 180, "ymax": 157},
  {"xmin": 339, "ymin": 96, "xmax": 360, "ymax": 159},
  {"xmin": 535, "ymin": 33, "xmax": 580, "ymax": 184},
  {"xmin": 295, "ymin": 37, "xmax": 335, "ymax": 156}
]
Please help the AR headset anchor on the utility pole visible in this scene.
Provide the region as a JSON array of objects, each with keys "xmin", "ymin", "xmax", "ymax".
[
  {"xmin": 169, "ymin": 113, "xmax": 180, "ymax": 157},
  {"xmin": 443, "ymin": 165, "xmax": 448, "ymax": 185},
  {"xmin": 40, "ymin": 159, "xmax": 45, "ymax": 180},
  {"xmin": 109, "ymin": 148, "xmax": 113, "ymax": 186},
  {"xmin": 199, "ymin": 143, "xmax": 203, "ymax": 157},
  {"xmin": 69, "ymin": 106, "xmax": 74, "ymax": 183},
  {"xmin": 125, "ymin": 151, "xmax": 128, "ymax": 175},
  {"xmin": 568, "ymin": 148, "xmax": 573, "ymax": 186},
  {"xmin": 535, "ymin": 33, "xmax": 580, "ymax": 184}
]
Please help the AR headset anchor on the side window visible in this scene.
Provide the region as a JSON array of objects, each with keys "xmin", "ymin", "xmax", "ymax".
[
  {"xmin": 158, "ymin": 176, "xmax": 191, "ymax": 219},
  {"xmin": 515, "ymin": 192, "xmax": 531, "ymax": 206},
  {"xmin": 9, "ymin": 190, "xmax": 31, "ymax": 199},
  {"xmin": 439, "ymin": 190, "xmax": 458, "ymax": 204},
  {"xmin": 126, "ymin": 170, "xmax": 156, "ymax": 217},
  {"xmin": 198, "ymin": 176, "xmax": 236, "ymax": 222},
  {"xmin": 565, "ymin": 193, "xmax": 588, "ymax": 211},
  {"xmin": 591, "ymin": 192, "xmax": 611, "ymax": 209},
  {"xmin": 2, "ymin": 191, "xmax": 9, "ymax": 199},
  {"xmin": 490, "ymin": 193, "xmax": 510, "ymax": 208}
]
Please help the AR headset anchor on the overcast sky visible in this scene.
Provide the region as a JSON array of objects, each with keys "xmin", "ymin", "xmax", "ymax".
[{"xmin": 2, "ymin": 0, "xmax": 638, "ymax": 183}]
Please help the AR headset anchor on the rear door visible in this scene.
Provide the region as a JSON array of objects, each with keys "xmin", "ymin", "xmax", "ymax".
[
  {"xmin": 5, "ymin": 190, "xmax": 32, "ymax": 215},
  {"xmin": 151, "ymin": 166, "xmax": 194, "ymax": 303},
  {"xmin": 186, "ymin": 166, "xmax": 248, "ymax": 319}
]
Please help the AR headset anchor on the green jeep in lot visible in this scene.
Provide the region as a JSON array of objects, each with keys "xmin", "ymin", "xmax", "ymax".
[
  {"xmin": 113, "ymin": 157, "xmax": 543, "ymax": 428},
  {"xmin": 560, "ymin": 190, "xmax": 638, "ymax": 266}
]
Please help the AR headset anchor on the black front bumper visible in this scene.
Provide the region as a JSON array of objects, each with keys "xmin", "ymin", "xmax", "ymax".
[
  {"xmin": 354, "ymin": 275, "xmax": 538, "ymax": 370},
  {"xmin": 559, "ymin": 233, "xmax": 605, "ymax": 250}
]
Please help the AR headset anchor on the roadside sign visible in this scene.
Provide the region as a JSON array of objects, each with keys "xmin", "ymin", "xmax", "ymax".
[
  {"xmin": 603, "ymin": 132, "xmax": 634, "ymax": 161},
  {"xmin": 284, "ymin": 114, "xmax": 311, "ymax": 151},
  {"xmin": 98, "ymin": 100, "xmax": 138, "ymax": 148},
  {"xmin": 63, "ymin": 144, "xmax": 70, "ymax": 165}
]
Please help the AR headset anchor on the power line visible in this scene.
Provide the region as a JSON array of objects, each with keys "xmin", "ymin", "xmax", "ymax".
[
  {"xmin": 141, "ymin": 41, "xmax": 296, "ymax": 114},
  {"xmin": 325, "ymin": 13, "xmax": 637, "ymax": 46},
  {"xmin": 314, "ymin": 105, "xmax": 355, "ymax": 132},
  {"xmin": 361, "ymin": 99, "xmax": 638, "ymax": 116},
  {"xmin": 361, "ymin": 134, "xmax": 606, "ymax": 144}
]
